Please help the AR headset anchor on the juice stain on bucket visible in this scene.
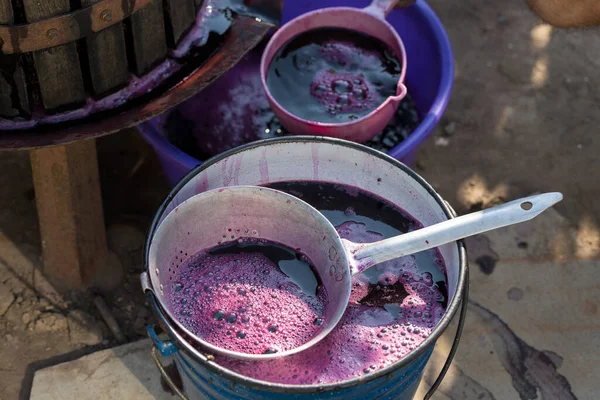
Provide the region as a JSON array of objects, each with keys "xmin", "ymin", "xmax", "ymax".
[
  {"xmin": 162, "ymin": 45, "xmax": 419, "ymax": 159},
  {"xmin": 200, "ymin": 181, "xmax": 447, "ymax": 384},
  {"xmin": 169, "ymin": 240, "xmax": 328, "ymax": 355},
  {"xmin": 266, "ymin": 28, "xmax": 402, "ymax": 123}
]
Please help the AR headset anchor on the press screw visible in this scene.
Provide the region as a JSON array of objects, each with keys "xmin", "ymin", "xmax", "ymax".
[
  {"xmin": 101, "ymin": 10, "xmax": 112, "ymax": 22},
  {"xmin": 47, "ymin": 29, "xmax": 59, "ymax": 41}
]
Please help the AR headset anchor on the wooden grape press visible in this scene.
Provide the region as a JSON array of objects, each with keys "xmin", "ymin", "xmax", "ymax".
[{"xmin": 0, "ymin": 0, "xmax": 281, "ymax": 290}]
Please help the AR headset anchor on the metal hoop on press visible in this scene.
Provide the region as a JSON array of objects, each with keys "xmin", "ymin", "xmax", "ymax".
[{"xmin": 0, "ymin": 0, "xmax": 151, "ymax": 54}]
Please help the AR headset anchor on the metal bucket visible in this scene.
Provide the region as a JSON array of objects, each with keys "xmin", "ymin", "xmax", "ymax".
[{"xmin": 143, "ymin": 137, "xmax": 469, "ymax": 399}]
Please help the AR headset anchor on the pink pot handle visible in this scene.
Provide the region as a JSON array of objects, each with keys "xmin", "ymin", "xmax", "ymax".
[
  {"xmin": 363, "ymin": 0, "xmax": 416, "ymax": 18},
  {"xmin": 389, "ymin": 82, "xmax": 408, "ymax": 105}
]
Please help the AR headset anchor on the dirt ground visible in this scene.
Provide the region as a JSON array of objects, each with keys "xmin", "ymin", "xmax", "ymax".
[
  {"xmin": 0, "ymin": 132, "xmax": 170, "ymax": 400},
  {"xmin": 0, "ymin": 0, "xmax": 598, "ymax": 399}
]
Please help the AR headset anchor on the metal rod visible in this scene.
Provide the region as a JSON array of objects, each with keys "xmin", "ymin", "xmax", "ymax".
[{"xmin": 93, "ymin": 295, "xmax": 126, "ymax": 343}]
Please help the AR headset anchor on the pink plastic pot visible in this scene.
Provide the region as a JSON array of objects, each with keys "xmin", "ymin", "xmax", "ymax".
[{"xmin": 260, "ymin": 0, "xmax": 408, "ymax": 143}]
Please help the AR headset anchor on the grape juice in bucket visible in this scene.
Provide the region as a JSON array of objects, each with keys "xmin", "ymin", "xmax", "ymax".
[
  {"xmin": 166, "ymin": 180, "xmax": 447, "ymax": 384},
  {"xmin": 143, "ymin": 137, "xmax": 469, "ymax": 400},
  {"xmin": 170, "ymin": 241, "xmax": 328, "ymax": 355}
]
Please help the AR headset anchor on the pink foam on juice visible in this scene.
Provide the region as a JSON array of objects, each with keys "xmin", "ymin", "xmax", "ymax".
[
  {"xmin": 169, "ymin": 181, "xmax": 447, "ymax": 384},
  {"xmin": 308, "ymin": 39, "xmax": 389, "ymax": 116},
  {"xmin": 216, "ymin": 223, "xmax": 446, "ymax": 384},
  {"xmin": 310, "ymin": 71, "xmax": 378, "ymax": 117},
  {"xmin": 170, "ymin": 249, "xmax": 327, "ymax": 355}
]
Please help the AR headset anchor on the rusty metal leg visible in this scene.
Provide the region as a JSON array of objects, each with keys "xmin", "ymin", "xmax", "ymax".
[{"xmin": 30, "ymin": 140, "xmax": 121, "ymax": 290}]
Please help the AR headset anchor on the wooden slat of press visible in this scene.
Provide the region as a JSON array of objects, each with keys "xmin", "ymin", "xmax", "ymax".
[
  {"xmin": 0, "ymin": 0, "xmax": 30, "ymax": 118},
  {"xmin": 82, "ymin": 0, "xmax": 130, "ymax": 97},
  {"xmin": 129, "ymin": 0, "xmax": 168, "ymax": 76},
  {"xmin": 164, "ymin": 0, "xmax": 196, "ymax": 47},
  {"xmin": 23, "ymin": 0, "xmax": 85, "ymax": 111}
]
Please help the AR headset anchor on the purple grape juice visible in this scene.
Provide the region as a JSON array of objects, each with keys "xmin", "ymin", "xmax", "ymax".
[
  {"xmin": 164, "ymin": 44, "xmax": 419, "ymax": 159},
  {"xmin": 213, "ymin": 181, "xmax": 448, "ymax": 384},
  {"xmin": 169, "ymin": 240, "xmax": 328, "ymax": 355},
  {"xmin": 266, "ymin": 27, "xmax": 402, "ymax": 123}
]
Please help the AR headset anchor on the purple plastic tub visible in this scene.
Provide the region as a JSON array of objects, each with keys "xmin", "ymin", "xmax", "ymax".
[{"xmin": 138, "ymin": 0, "xmax": 454, "ymax": 186}]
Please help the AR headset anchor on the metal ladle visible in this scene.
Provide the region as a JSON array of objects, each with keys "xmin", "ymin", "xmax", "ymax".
[{"xmin": 146, "ymin": 186, "xmax": 562, "ymax": 360}]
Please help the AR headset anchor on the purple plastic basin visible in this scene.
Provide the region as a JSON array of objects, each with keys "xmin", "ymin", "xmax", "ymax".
[{"xmin": 138, "ymin": 0, "xmax": 454, "ymax": 186}]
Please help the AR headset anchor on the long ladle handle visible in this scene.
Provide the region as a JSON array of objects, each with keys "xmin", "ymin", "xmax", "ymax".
[
  {"xmin": 347, "ymin": 192, "xmax": 563, "ymax": 274},
  {"xmin": 363, "ymin": 0, "xmax": 416, "ymax": 18}
]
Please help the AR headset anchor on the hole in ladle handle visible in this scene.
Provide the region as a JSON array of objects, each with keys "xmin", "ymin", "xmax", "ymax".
[{"xmin": 520, "ymin": 201, "xmax": 533, "ymax": 211}]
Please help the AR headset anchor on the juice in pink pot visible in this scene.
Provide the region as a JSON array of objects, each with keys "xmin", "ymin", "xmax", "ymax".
[{"xmin": 266, "ymin": 27, "xmax": 402, "ymax": 124}]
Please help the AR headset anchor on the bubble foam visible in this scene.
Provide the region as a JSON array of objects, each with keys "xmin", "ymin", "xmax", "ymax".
[
  {"xmin": 170, "ymin": 250, "xmax": 327, "ymax": 355},
  {"xmin": 216, "ymin": 220, "xmax": 446, "ymax": 384}
]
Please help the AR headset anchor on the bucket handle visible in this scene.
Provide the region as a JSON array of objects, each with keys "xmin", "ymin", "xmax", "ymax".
[
  {"xmin": 148, "ymin": 325, "xmax": 189, "ymax": 400},
  {"xmin": 424, "ymin": 243, "xmax": 470, "ymax": 397},
  {"xmin": 151, "ymin": 347, "xmax": 189, "ymax": 400},
  {"xmin": 147, "ymin": 324, "xmax": 179, "ymax": 357}
]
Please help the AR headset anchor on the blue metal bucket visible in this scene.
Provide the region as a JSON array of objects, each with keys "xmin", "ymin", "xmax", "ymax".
[
  {"xmin": 148, "ymin": 321, "xmax": 432, "ymax": 400},
  {"xmin": 143, "ymin": 137, "xmax": 469, "ymax": 399}
]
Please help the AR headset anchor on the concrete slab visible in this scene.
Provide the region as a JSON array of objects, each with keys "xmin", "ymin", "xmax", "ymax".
[{"xmin": 30, "ymin": 339, "xmax": 176, "ymax": 400}]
